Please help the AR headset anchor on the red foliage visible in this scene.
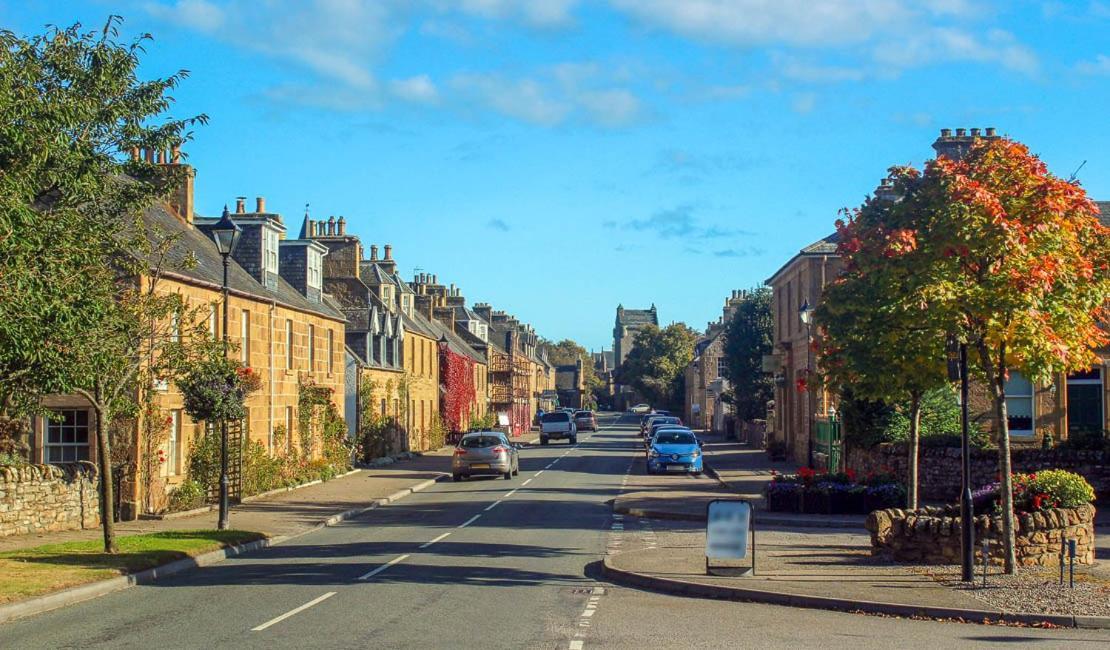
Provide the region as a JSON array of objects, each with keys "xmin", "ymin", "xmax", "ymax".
[{"xmin": 439, "ymin": 344, "xmax": 476, "ymax": 433}]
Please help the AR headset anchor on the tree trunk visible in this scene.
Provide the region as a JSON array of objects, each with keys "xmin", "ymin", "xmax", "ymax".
[
  {"xmin": 93, "ymin": 391, "xmax": 118, "ymax": 554},
  {"xmin": 907, "ymin": 392, "xmax": 922, "ymax": 510},
  {"xmin": 978, "ymin": 342, "xmax": 1016, "ymax": 574}
]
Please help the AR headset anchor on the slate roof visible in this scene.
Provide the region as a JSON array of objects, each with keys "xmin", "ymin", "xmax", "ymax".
[
  {"xmin": 618, "ymin": 308, "xmax": 658, "ymax": 327},
  {"xmin": 765, "ymin": 231, "xmax": 839, "ymax": 285},
  {"xmin": 148, "ymin": 204, "xmax": 344, "ymax": 322},
  {"xmin": 423, "ymin": 316, "xmax": 486, "ymax": 364}
]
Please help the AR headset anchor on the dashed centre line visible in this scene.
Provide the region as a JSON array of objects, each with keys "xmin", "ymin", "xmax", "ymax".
[
  {"xmin": 251, "ymin": 592, "xmax": 337, "ymax": 632},
  {"xmin": 484, "ymin": 500, "xmax": 502, "ymax": 511},
  {"xmin": 522, "ymin": 478, "xmax": 533, "ymax": 486},
  {"xmin": 418, "ymin": 532, "xmax": 451, "ymax": 549},
  {"xmin": 458, "ymin": 514, "xmax": 481, "ymax": 529},
  {"xmin": 535, "ymin": 470, "xmax": 545, "ymax": 476},
  {"xmin": 357, "ymin": 554, "xmax": 410, "ymax": 580}
]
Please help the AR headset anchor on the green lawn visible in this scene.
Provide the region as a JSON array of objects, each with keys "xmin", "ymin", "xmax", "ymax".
[{"xmin": 0, "ymin": 530, "xmax": 265, "ymax": 604}]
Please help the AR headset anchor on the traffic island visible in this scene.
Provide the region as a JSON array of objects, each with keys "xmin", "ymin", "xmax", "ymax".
[{"xmin": 602, "ymin": 517, "xmax": 1110, "ymax": 629}]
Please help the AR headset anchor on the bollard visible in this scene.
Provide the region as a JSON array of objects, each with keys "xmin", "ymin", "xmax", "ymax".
[
  {"xmin": 1068, "ymin": 539, "xmax": 1077, "ymax": 589},
  {"xmin": 981, "ymin": 539, "xmax": 989, "ymax": 587},
  {"xmin": 1059, "ymin": 541, "xmax": 1066, "ymax": 586}
]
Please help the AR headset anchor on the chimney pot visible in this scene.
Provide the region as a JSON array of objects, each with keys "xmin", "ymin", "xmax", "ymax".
[
  {"xmin": 130, "ymin": 147, "xmax": 140, "ymax": 161},
  {"xmin": 955, "ymin": 128, "xmax": 967, "ymax": 137},
  {"xmin": 327, "ymin": 215, "xmax": 336, "ymax": 236},
  {"xmin": 384, "ymin": 244, "xmax": 393, "ymax": 260},
  {"xmin": 307, "ymin": 220, "xmax": 316, "ymax": 238},
  {"xmin": 337, "ymin": 216, "xmax": 346, "ymax": 236},
  {"xmin": 985, "ymin": 127, "xmax": 996, "ymax": 136},
  {"xmin": 256, "ymin": 196, "xmax": 266, "ymax": 213},
  {"xmin": 370, "ymin": 245, "xmax": 378, "ymax": 261},
  {"xmin": 940, "ymin": 128, "xmax": 952, "ymax": 138},
  {"xmin": 171, "ymin": 145, "xmax": 181, "ymax": 163},
  {"xmin": 235, "ymin": 197, "xmax": 246, "ymax": 214},
  {"xmin": 145, "ymin": 148, "xmax": 156, "ymax": 163},
  {"xmin": 970, "ymin": 128, "xmax": 981, "ymax": 137}
]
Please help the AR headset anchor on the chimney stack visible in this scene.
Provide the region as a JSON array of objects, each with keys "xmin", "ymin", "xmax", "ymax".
[
  {"xmin": 256, "ymin": 196, "xmax": 266, "ymax": 213},
  {"xmin": 370, "ymin": 244, "xmax": 378, "ymax": 261},
  {"xmin": 985, "ymin": 127, "xmax": 996, "ymax": 136},
  {"xmin": 337, "ymin": 216, "xmax": 346, "ymax": 236},
  {"xmin": 327, "ymin": 215, "xmax": 336, "ymax": 236},
  {"xmin": 235, "ymin": 197, "xmax": 246, "ymax": 214},
  {"xmin": 384, "ymin": 244, "xmax": 393, "ymax": 260}
]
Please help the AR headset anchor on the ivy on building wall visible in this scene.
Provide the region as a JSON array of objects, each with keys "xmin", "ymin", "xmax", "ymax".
[{"xmin": 439, "ymin": 344, "xmax": 476, "ymax": 434}]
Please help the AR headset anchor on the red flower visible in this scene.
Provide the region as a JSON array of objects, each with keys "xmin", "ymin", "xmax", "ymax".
[{"xmin": 846, "ymin": 468, "xmax": 857, "ymax": 481}]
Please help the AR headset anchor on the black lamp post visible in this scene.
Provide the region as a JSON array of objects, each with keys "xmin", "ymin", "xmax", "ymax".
[
  {"xmin": 799, "ymin": 298, "xmax": 815, "ymax": 468},
  {"xmin": 947, "ymin": 335, "xmax": 975, "ymax": 581},
  {"xmin": 210, "ymin": 206, "xmax": 241, "ymax": 531}
]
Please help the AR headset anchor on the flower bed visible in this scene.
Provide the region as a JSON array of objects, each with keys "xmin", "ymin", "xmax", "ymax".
[
  {"xmin": 866, "ymin": 469, "xmax": 1097, "ymax": 566},
  {"xmin": 763, "ymin": 468, "xmax": 906, "ymax": 515}
]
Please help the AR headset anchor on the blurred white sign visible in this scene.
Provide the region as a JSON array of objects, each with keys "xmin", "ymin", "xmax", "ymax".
[
  {"xmin": 706, "ymin": 500, "xmax": 750, "ymax": 560},
  {"xmin": 497, "ymin": 412, "xmax": 510, "ymax": 426}
]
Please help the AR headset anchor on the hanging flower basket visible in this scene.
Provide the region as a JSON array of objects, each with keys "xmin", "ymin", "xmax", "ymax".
[{"xmin": 178, "ymin": 356, "xmax": 261, "ymax": 423}]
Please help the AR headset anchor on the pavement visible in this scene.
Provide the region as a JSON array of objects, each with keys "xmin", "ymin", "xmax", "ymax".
[{"xmin": 2, "ymin": 414, "xmax": 1109, "ymax": 648}]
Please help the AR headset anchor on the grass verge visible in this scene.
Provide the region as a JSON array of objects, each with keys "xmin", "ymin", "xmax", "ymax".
[{"xmin": 0, "ymin": 529, "xmax": 265, "ymax": 605}]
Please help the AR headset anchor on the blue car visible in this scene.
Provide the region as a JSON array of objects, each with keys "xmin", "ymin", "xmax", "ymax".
[{"xmin": 646, "ymin": 429, "xmax": 704, "ymax": 475}]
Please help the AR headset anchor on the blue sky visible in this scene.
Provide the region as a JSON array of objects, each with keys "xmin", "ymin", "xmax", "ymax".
[{"xmin": 5, "ymin": 1, "xmax": 1110, "ymax": 350}]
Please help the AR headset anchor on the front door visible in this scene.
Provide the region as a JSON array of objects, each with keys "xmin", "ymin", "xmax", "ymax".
[{"xmin": 1067, "ymin": 369, "xmax": 1104, "ymax": 435}]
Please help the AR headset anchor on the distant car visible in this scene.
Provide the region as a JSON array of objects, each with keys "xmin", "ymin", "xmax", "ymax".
[
  {"xmin": 540, "ymin": 411, "xmax": 578, "ymax": 445},
  {"xmin": 452, "ymin": 431, "xmax": 520, "ymax": 481},
  {"xmin": 574, "ymin": 410, "xmax": 598, "ymax": 432},
  {"xmin": 646, "ymin": 429, "xmax": 703, "ymax": 475},
  {"xmin": 644, "ymin": 424, "xmax": 692, "ymax": 450},
  {"xmin": 642, "ymin": 415, "xmax": 682, "ymax": 437},
  {"xmin": 630, "ymin": 403, "xmax": 652, "ymax": 414}
]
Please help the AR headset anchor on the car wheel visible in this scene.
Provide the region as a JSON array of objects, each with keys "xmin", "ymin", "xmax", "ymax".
[
  {"xmin": 503, "ymin": 471, "xmax": 512, "ymax": 480},
  {"xmin": 452, "ymin": 474, "xmax": 461, "ymax": 482},
  {"xmin": 540, "ymin": 437, "xmax": 549, "ymax": 445},
  {"xmin": 569, "ymin": 437, "xmax": 577, "ymax": 445}
]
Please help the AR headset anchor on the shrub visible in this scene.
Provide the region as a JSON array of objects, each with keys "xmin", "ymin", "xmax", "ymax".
[
  {"xmin": 242, "ymin": 440, "xmax": 284, "ymax": 496},
  {"xmin": 167, "ymin": 480, "xmax": 205, "ymax": 512},
  {"xmin": 1024, "ymin": 469, "xmax": 1096, "ymax": 509}
]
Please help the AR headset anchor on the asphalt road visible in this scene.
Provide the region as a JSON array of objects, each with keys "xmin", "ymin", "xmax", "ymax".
[{"xmin": 2, "ymin": 414, "xmax": 1107, "ymax": 649}]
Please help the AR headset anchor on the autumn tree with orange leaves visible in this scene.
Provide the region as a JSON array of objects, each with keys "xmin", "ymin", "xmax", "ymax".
[{"xmin": 839, "ymin": 136, "xmax": 1109, "ymax": 573}]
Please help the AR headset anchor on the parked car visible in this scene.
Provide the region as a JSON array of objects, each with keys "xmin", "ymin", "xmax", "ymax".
[
  {"xmin": 630, "ymin": 403, "xmax": 652, "ymax": 414},
  {"xmin": 646, "ymin": 429, "xmax": 703, "ymax": 475},
  {"xmin": 642, "ymin": 415, "xmax": 681, "ymax": 437},
  {"xmin": 452, "ymin": 431, "xmax": 520, "ymax": 481},
  {"xmin": 540, "ymin": 411, "xmax": 578, "ymax": 445},
  {"xmin": 574, "ymin": 410, "xmax": 598, "ymax": 432},
  {"xmin": 645, "ymin": 425, "xmax": 693, "ymax": 450}
]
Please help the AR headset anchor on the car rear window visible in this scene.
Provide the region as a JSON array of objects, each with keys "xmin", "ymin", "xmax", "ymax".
[
  {"xmin": 460, "ymin": 435, "xmax": 502, "ymax": 448},
  {"xmin": 654, "ymin": 432, "xmax": 696, "ymax": 445},
  {"xmin": 574, "ymin": 411, "xmax": 591, "ymax": 417},
  {"xmin": 652, "ymin": 417, "xmax": 679, "ymax": 425},
  {"xmin": 541, "ymin": 412, "xmax": 570, "ymax": 423}
]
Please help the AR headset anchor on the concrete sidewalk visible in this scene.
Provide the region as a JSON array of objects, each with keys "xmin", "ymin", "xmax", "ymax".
[{"xmin": 0, "ymin": 448, "xmax": 456, "ymax": 553}]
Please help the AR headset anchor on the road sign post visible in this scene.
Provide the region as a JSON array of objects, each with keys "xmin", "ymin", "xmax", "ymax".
[{"xmin": 706, "ymin": 499, "xmax": 754, "ymax": 576}]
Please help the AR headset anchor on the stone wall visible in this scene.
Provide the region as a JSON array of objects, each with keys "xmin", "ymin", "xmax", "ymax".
[
  {"xmin": 847, "ymin": 444, "xmax": 1110, "ymax": 500},
  {"xmin": 0, "ymin": 462, "xmax": 100, "ymax": 538},
  {"xmin": 866, "ymin": 504, "xmax": 1096, "ymax": 566}
]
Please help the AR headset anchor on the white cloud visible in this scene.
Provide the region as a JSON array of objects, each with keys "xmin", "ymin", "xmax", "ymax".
[
  {"xmin": 792, "ymin": 92, "xmax": 817, "ymax": 114},
  {"xmin": 390, "ymin": 75, "xmax": 440, "ymax": 104},
  {"xmin": 577, "ymin": 89, "xmax": 642, "ymax": 126},
  {"xmin": 454, "ymin": 0, "xmax": 580, "ymax": 28},
  {"xmin": 1076, "ymin": 54, "xmax": 1110, "ymax": 75},
  {"xmin": 872, "ymin": 27, "xmax": 1039, "ymax": 75},
  {"xmin": 451, "ymin": 74, "xmax": 572, "ymax": 126},
  {"xmin": 777, "ymin": 57, "xmax": 867, "ymax": 83}
]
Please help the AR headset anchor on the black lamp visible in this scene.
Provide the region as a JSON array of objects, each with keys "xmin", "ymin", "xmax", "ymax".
[{"xmin": 210, "ymin": 205, "xmax": 242, "ymax": 256}]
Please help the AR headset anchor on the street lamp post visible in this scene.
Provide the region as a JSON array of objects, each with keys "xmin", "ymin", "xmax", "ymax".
[
  {"xmin": 799, "ymin": 298, "xmax": 815, "ymax": 468},
  {"xmin": 947, "ymin": 335, "xmax": 975, "ymax": 581},
  {"xmin": 210, "ymin": 207, "xmax": 241, "ymax": 531}
]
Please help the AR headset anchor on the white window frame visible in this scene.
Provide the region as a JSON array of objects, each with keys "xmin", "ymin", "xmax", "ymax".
[
  {"xmin": 45, "ymin": 409, "xmax": 91, "ymax": 464},
  {"xmin": 1005, "ymin": 371, "xmax": 1036, "ymax": 437},
  {"xmin": 162, "ymin": 410, "xmax": 181, "ymax": 477},
  {"xmin": 262, "ymin": 226, "xmax": 280, "ymax": 274},
  {"xmin": 307, "ymin": 249, "xmax": 322, "ymax": 292},
  {"xmin": 240, "ymin": 309, "xmax": 250, "ymax": 364},
  {"xmin": 716, "ymin": 356, "xmax": 728, "ymax": 379}
]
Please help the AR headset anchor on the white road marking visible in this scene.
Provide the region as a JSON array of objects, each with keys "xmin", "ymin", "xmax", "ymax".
[
  {"xmin": 504, "ymin": 489, "xmax": 519, "ymax": 497},
  {"xmin": 522, "ymin": 478, "xmax": 533, "ymax": 486},
  {"xmin": 357, "ymin": 554, "xmax": 410, "ymax": 580},
  {"xmin": 535, "ymin": 470, "xmax": 545, "ymax": 476},
  {"xmin": 581, "ymin": 609, "xmax": 595, "ymax": 618},
  {"xmin": 570, "ymin": 641, "xmax": 584, "ymax": 650},
  {"xmin": 484, "ymin": 500, "xmax": 502, "ymax": 512},
  {"xmin": 252, "ymin": 592, "xmax": 336, "ymax": 631},
  {"xmin": 419, "ymin": 532, "xmax": 451, "ymax": 548},
  {"xmin": 458, "ymin": 514, "xmax": 481, "ymax": 529}
]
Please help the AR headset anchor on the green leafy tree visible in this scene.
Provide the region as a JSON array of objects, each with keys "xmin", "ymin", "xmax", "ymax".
[
  {"xmin": 855, "ymin": 138, "xmax": 1110, "ymax": 573},
  {"xmin": 0, "ymin": 19, "xmax": 205, "ymax": 551},
  {"xmin": 721, "ymin": 287, "xmax": 774, "ymax": 423},
  {"xmin": 620, "ymin": 324, "xmax": 698, "ymax": 411},
  {"xmin": 541, "ymin": 338, "xmax": 603, "ymax": 407},
  {"xmin": 818, "ymin": 168, "xmax": 950, "ymax": 508}
]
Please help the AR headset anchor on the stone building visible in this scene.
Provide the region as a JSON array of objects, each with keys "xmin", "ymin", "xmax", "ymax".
[
  {"xmin": 28, "ymin": 153, "xmax": 347, "ymax": 517},
  {"xmin": 473, "ymin": 304, "xmax": 552, "ymax": 435},
  {"xmin": 555, "ymin": 360, "xmax": 585, "ymax": 410},
  {"xmin": 612, "ymin": 304, "xmax": 658, "ymax": 409},
  {"xmin": 684, "ymin": 290, "xmax": 748, "ymax": 431}
]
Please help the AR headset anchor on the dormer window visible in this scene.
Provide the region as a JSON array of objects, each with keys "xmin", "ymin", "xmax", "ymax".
[
  {"xmin": 262, "ymin": 226, "xmax": 280, "ymax": 273},
  {"xmin": 307, "ymin": 249, "xmax": 322, "ymax": 293}
]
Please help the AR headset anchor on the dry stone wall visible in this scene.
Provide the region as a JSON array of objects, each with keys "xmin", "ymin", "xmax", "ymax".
[
  {"xmin": 0, "ymin": 462, "xmax": 100, "ymax": 537},
  {"xmin": 866, "ymin": 504, "xmax": 1096, "ymax": 566},
  {"xmin": 847, "ymin": 444, "xmax": 1109, "ymax": 500}
]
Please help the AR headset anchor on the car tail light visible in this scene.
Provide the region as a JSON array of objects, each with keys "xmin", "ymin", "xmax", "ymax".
[
  {"xmin": 454, "ymin": 448, "xmax": 468, "ymax": 456},
  {"xmin": 492, "ymin": 446, "xmax": 508, "ymax": 454}
]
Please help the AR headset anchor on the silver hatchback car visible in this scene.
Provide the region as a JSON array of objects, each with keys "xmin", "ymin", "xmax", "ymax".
[{"xmin": 452, "ymin": 431, "xmax": 520, "ymax": 481}]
